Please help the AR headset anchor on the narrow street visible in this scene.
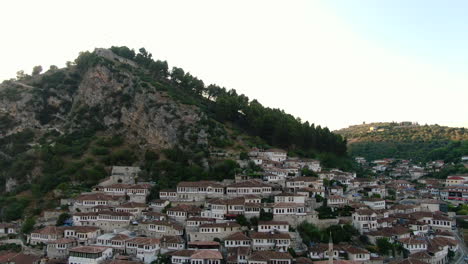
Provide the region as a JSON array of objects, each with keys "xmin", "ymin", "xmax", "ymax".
[{"xmin": 454, "ymin": 228, "xmax": 468, "ymax": 264}]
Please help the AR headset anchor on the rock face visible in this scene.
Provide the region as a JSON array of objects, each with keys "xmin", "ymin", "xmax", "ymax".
[{"xmin": 0, "ymin": 50, "xmax": 208, "ymax": 151}]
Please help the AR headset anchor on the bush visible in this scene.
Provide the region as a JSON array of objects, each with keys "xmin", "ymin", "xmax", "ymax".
[
  {"xmin": 102, "ymin": 149, "xmax": 137, "ymax": 166},
  {"xmin": 0, "ymin": 243, "xmax": 21, "ymax": 252},
  {"xmin": 0, "ymin": 197, "xmax": 31, "ymax": 221},
  {"xmin": 92, "ymin": 146, "xmax": 110, "ymax": 156},
  {"xmin": 56, "ymin": 213, "xmax": 71, "ymax": 226},
  {"xmin": 21, "ymin": 217, "xmax": 36, "ymax": 234}
]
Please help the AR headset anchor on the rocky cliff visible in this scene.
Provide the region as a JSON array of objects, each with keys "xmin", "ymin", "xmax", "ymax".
[{"xmin": 0, "ymin": 50, "xmax": 210, "ymax": 151}]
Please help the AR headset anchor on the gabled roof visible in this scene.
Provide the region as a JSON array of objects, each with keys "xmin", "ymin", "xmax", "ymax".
[
  {"xmin": 70, "ymin": 246, "xmax": 110, "ymax": 253},
  {"xmin": 167, "ymin": 204, "xmax": 202, "ymax": 214},
  {"xmin": 275, "ymin": 192, "xmax": 304, "ymax": 197},
  {"xmin": 177, "ymin": 181, "xmax": 224, "ymax": 188},
  {"xmin": 224, "ymin": 232, "xmax": 251, "ymax": 241},
  {"xmin": 308, "ymin": 243, "xmax": 329, "ymax": 253},
  {"xmin": 76, "ymin": 193, "xmax": 122, "ymax": 201},
  {"xmin": 32, "ymin": 226, "xmax": 64, "ymax": 235},
  {"xmin": 249, "ymin": 251, "xmax": 292, "ymax": 261},
  {"xmin": 207, "ymin": 197, "xmax": 245, "ymax": 205},
  {"xmin": 188, "ymin": 241, "xmax": 220, "ymax": 246},
  {"xmin": 168, "ymin": 250, "xmax": 222, "ymax": 259},
  {"xmin": 390, "ymin": 258, "xmax": 428, "ymax": 264},
  {"xmin": 126, "ymin": 237, "xmax": 161, "ymax": 245},
  {"xmin": 199, "ymin": 222, "xmax": 241, "ymax": 228},
  {"xmin": 264, "ymin": 148, "xmax": 287, "ymax": 153},
  {"xmin": 354, "ymin": 209, "xmax": 376, "ymax": 216},
  {"xmin": 287, "ymin": 176, "xmax": 318, "ymax": 182},
  {"xmin": 104, "ymin": 183, "xmax": 152, "ymax": 189},
  {"xmin": 98, "ymin": 211, "xmax": 133, "ymax": 217},
  {"xmin": 0, "ymin": 252, "xmax": 42, "ymax": 264},
  {"xmin": 161, "ymin": 235, "xmax": 184, "ymax": 244},
  {"xmin": 64, "ymin": 226, "xmax": 101, "ymax": 233},
  {"xmin": 258, "ymin": 221, "xmax": 289, "ymax": 226},
  {"xmin": 398, "ymin": 237, "xmax": 427, "ymax": 245},
  {"xmin": 111, "ymin": 234, "xmax": 131, "ymax": 241},
  {"xmin": 141, "ymin": 220, "xmax": 184, "ymax": 231},
  {"xmin": 296, "ymin": 257, "xmax": 313, "ymax": 264},
  {"xmin": 250, "ymin": 231, "xmax": 290, "ymax": 239},
  {"xmin": 116, "ymin": 202, "xmax": 147, "ymax": 208},
  {"xmin": 273, "ymin": 203, "xmax": 304, "ymax": 208},
  {"xmin": 409, "ymin": 251, "xmax": 431, "ymax": 259},
  {"xmin": 340, "ymin": 245, "xmax": 369, "ymax": 254},
  {"xmin": 227, "ymin": 180, "xmax": 272, "ymax": 188}
]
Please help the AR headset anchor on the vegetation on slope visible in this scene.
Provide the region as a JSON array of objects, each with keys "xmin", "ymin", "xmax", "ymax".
[
  {"xmin": 0, "ymin": 46, "xmax": 349, "ymax": 221},
  {"xmin": 336, "ymin": 122, "xmax": 468, "ymax": 162},
  {"xmin": 108, "ymin": 46, "xmax": 347, "ymax": 156}
]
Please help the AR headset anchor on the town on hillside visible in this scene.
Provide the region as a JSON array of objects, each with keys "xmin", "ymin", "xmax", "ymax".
[{"xmin": 1, "ymin": 149, "xmax": 468, "ymax": 264}]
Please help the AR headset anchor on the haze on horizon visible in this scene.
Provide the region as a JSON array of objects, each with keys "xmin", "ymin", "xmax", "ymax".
[{"xmin": 0, "ymin": 0, "xmax": 467, "ymax": 130}]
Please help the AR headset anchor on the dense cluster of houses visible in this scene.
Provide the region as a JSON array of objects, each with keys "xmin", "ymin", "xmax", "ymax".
[
  {"xmin": 356, "ymin": 158, "xmax": 433, "ymax": 180},
  {"xmin": 0, "ymin": 150, "xmax": 465, "ymax": 264}
]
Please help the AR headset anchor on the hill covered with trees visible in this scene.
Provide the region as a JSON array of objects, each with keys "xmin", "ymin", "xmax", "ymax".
[
  {"xmin": 0, "ymin": 46, "xmax": 348, "ymax": 221},
  {"xmin": 335, "ymin": 122, "xmax": 468, "ymax": 162}
]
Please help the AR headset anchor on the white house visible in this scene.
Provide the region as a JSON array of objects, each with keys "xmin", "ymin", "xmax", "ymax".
[
  {"xmin": 68, "ymin": 246, "xmax": 113, "ymax": 264},
  {"xmin": 257, "ymin": 221, "xmax": 289, "ymax": 233},
  {"xmin": 361, "ymin": 198, "xmax": 386, "ymax": 210},
  {"xmin": 352, "ymin": 209, "xmax": 378, "ymax": 234},
  {"xmin": 169, "ymin": 250, "xmax": 223, "ymax": 264},
  {"xmin": 248, "ymin": 251, "xmax": 293, "ymax": 264},
  {"xmin": 224, "ymin": 232, "xmax": 251, "ymax": 248},
  {"xmin": 263, "ymin": 149, "xmax": 287, "ymax": 162},
  {"xmin": 250, "ymin": 231, "xmax": 291, "ymax": 252},
  {"xmin": 398, "ymin": 237, "xmax": 427, "ymax": 253}
]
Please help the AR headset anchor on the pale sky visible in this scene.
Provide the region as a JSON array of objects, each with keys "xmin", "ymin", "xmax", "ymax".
[{"xmin": 0, "ymin": 0, "xmax": 467, "ymax": 130}]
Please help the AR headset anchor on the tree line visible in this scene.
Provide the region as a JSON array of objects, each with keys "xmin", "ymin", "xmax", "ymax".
[{"xmin": 109, "ymin": 46, "xmax": 347, "ymax": 157}]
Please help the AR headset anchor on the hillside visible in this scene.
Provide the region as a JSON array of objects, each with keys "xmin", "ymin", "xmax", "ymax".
[
  {"xmin": 335, "ymin": 122, "xmax": 468, "ymax": 162},
  {"xmin": 0, "ymin": 46, "xmax": 347, "ymax": 221}
]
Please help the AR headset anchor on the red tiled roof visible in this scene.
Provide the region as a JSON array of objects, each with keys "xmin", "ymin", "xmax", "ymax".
[
  {"xmin": 70, "ymin": 246, "xmax": 110, "ymax": 253},
  {"xmin": 250, "ymin": 231, "xmax": 290, "ymax": 239},
  {"xmin": 32, "ymin": 226, "xmax": 64, "ymax": 235},
  {"xmin": 249, "ymin": 251, "xmax": 292, "ymax": 261},
  {"xmin": 168, "ymin": 250, "xmax": 222, "ymax": 259},
  {"xmin": 224, "ymin": 232, "xmax": 251, "ymax": 241},
  {"xmin": 0, "ymin": 252, "xmax": 41, "ymax": 264}
]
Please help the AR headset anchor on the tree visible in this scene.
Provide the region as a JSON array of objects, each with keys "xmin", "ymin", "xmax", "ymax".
[
  {"xmin": 162, "ymin": 203, "xmax": 172, "ymax": 214},
  {"xmin": 151, "ymin": 254, "xmax": 171, "ymax": 264},
  {"xmin": 110, "ymin": 46, "xmax": 135, "ymax": 60},
  {"xmin": 315, "ymin": 194, "xmax": 324, "ymax": 203},
  {"xmin": 376, "ymin": 238, "xmax": 393, "ymax": 256},
  {"xmin": 288, "ymin": 248, "xmax": 297, "ymax": 258},
  {"xmin": 359, "ymin": 235, "xmax": 370, "ymax": 244},
  {"xmin": 297, "ymin": 222, "xmax": 322, "ymax": 245},
  {"xmin": 448, "ymin": 249, "xmax": 455, "ymax": 260},
  {"xmin": 301, "ymin": 167, "xmax": 317, "ymax": 177},
  {"xmin": 0, "ymin": 243, "xmax": 21, "ymax": 252},
  {"xmin": 323, "ymin": 224, "xmax": 358, "ymax": 243},
  {"xmin": 249, "ymin": 216, "xmax": 258, "ymax": 227},
  {"xmin": 239, "ymin": 152, "xmax": 249, "ymax": 160},
  {"xmin": 21, "ymin": 217, "xmax": 35, "ymax": 234},
  {"xmin": 49, "ymin": 65, "xmax": 59, "ymax": 71},
  {"xmin": 259, "ymin": 209, "xmax": 273, "ymax": 221},
  {"xmin": 56, "ymin": 213, "xmax": 71, "ymax": 226},
  {"xmin": 236, "ymin": 214, "xmax": 250, "ymax": 228},
  {"xmin": 16, "ymin": 70, "xmax": 27, "ymax": 80},
  {"xmin": 32, "ymin": 65, "xmax": 43, "ymax": 76},
  {"xmin": 315, "ymin": 204, "xmax": 336, "ymax": 219}
]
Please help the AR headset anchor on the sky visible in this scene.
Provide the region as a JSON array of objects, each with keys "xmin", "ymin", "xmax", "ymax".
[{"xmin": 0, "ymin": 0, "xmax": 467, "ymax": 130}]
